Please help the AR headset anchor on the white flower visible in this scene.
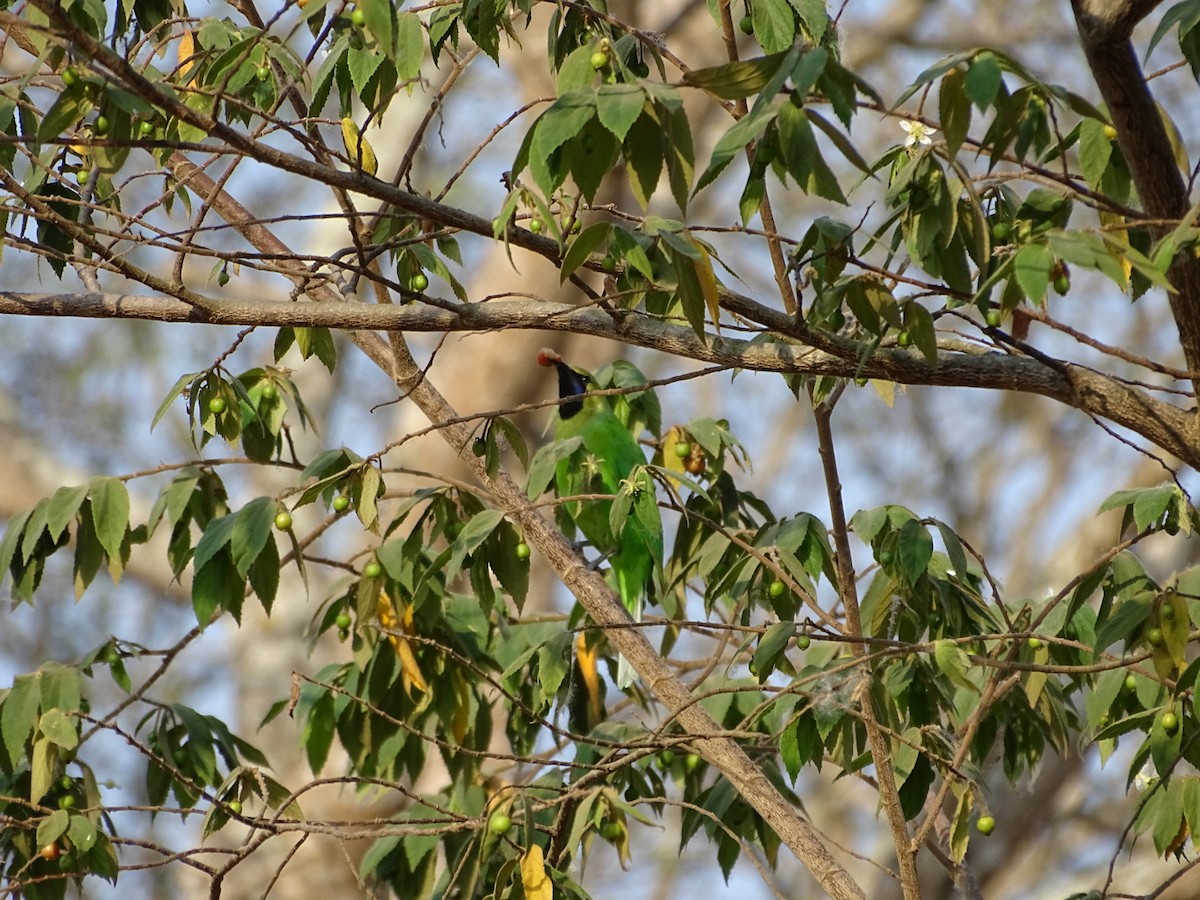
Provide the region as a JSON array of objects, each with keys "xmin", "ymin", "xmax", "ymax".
[
  {"xmin": 1134, "ymin": 762, "xmax": 1158, "ymax": 792},
  {"xmin": 901, "ymin": 120, "xmax": 935, "ymax": 148}
]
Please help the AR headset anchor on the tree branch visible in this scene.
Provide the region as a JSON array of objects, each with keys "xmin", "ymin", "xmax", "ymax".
[
  {"xmin": 1072, "ymin": 0, "xmax": 1200, "ymax": 386},
  {"xmin": 5, "ymin": 289, "xmax": 1198, "ymax": 469}
]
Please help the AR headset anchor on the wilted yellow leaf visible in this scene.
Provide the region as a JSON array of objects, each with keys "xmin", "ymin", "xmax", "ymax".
[
  {"xmin": 341, "ymin": 117, "xmax": 378, "ymax": 176},
  {"xmin": 520, "ymin": 843, "xmax": 553, "ymax": 900},
  {"xmin": 178, "ymin": 29, "xmax": 196, "ymax": 80},
  {"xmin": 377, "ymin": 590, "xmax": 428, "ymax": 695}
]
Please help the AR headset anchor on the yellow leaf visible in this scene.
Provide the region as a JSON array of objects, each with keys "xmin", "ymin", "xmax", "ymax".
[
  {"xmin": 178, "ymin": 29, "xmax": 196, "ymax": 80},
  {"xmin": 520, "ymin": 843, "xmax": 553, "ymax": 900},
  {"xmin": 688, "ymin": 236, "xmax": 721, "ymax": 333},
  {"xmin": 377, "ymin": 590, "xmax": 428, "ymax": 695},
  {"xmin": 341, "ymin": 116, "xmax": 378, "ymax": 176},
  {"xmin": 574, "ymin": 633, "xmax": 602, "ymax": 727}
]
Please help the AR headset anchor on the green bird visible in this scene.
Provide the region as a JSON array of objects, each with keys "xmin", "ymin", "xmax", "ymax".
[{"xmin": 538, "ymin": 350, "xmax": 662, "ymax": 689}]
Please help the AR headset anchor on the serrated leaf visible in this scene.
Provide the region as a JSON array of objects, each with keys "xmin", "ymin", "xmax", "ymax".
[
  {"xmin": 39, "ymin": 707, "xmax": 77, "ymax": 750},
  {"xmin": 596, "ymin": 84, "xmax": 645, "ymax": 142},
  {"xmin": 89, "ymin": 476, "xmax": 129, "ymax": 562},
  {"xmin": 681, "ymin": 51, "xmax": 794, "ymax": 99},
  {"xmin": 939, "ymin": 67, "xmax": 970, "ymax": 159},
  {"xmin": 45, "ymin": 484, "xmax": 88, "ymax": 543},
  {"xmin": 897, "ymin": 518, "xmax": 933, "ymax": 585},
  {"xmin": 560, "ymin": 222, "xmax": 610, "ymax": 283},
  {"xmin": 752, "ymin": 621, "xmax": 795, "ymax": 682},
  {"xmin": 1013, "ymin": 242, "xmax": 1053, "ymax": 306},
  {"xmin": 231, "ymin": 497, "xmax": 276, "ymax": 578},
  {"xmin": 2, "ymin": 672, "xmax": 39, "ymax": 763}
]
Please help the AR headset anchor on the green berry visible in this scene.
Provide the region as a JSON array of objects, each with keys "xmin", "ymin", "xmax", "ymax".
[
  {"xmin": 335, "ymin": 612, "xmax": 352, "ymax": 630},
  {"xmin": 257, "ymin": 65, "xmax": 271, "ymax": 80},
  {"xmin": 338, "ymin": 627, "xmax": 350, "ymax": 641},
  {"xmin": 62, "ymin": 67, "xmax": 79, "ymax": 86},
  {"xmin": 93, "ymin": 115, "xmax": 110, "ymax": 136},
  {"xmin": 363, "ymin": 561, "xmax": 383, "ymax": 578},
  {"xmin": 1162, "ymin": 712, "xmax": 1180, "ymax": 734},
  {"xmin": 1125, "ymin": 673, "xmax": 1138, "ymax": 691},
  {"xmin": 985, "ymin": 309, "xmax": 1002, "ymax": 328},
  {"xmin": 472, "ymin": 436, "xmax": 487, "ymax": 457},
  {"xmin": 600, "ymin": 820, "xmax": 623, "ymax": 841},
  {"xmin": 332, "ymin": 495, "xmax": 350, "ymax": 512},
  {"xmin": 739, "ymin": 14, "xmax": 753, "ymax": 34},
  {"xmin": 658, "ymin": 749, "xmax": 675, "ymax": 767},
  {"xmin": 1162, "ymin": 604, "xmax": 1176, "ymax": 620},
  {"xmin": 274, "ymin": 511, "xmax": 293, "ymax": 531},
  {"xmin": 826, "ymin": 308, "xmax": 846, "ymax": 330},
  {"xmin": 896, "ymin": 330, "xmax": 911, "ymax": 348},
  {"xmin": 260, "ymin": 383, "xmax": 278, "ymax": 401},
  {"xmin": 1027, "ymin": 637, "xmax": 1042, "ymax": 650},
  {"xmin": 74, "ymin": 169, "xmax": 89, "ymax": 185},
  {"xmin": 674, "ymin": 441, "xmax": 691, "ymax": 459},
  {"xmin": 768, "ymin": 580, "xmax": 785, "ymax": 598},
  {"xmin": 976, "ymin": 815, "xmax": 996, "ymax": 835},
  {"xmin": 1053, "ymin": 274, "xmax": 1070, "ymax": 295},
  {"xmin": 529, "ymin": 218, "xmax": 543, "ymax": 233},
  {"xmin": 489, "ymin": 813, "xmax": 512, "ymax": 834},
  {"xmin": 515, "ymin": 542, "xmax": 531, "ymax": 560},
  {"xmin": 990, "ymin": 221, "xmax": 1011, "ymax": 241},
  {"xmin": 228, "ymin": 800, "xmax": 243, "ymax": 815},
  {"xmin": 1146, "ymin": 627, "xmax": 1164, "ymax": 647},
  {"xmin": 684, "ymin": 753, "xmax": 701, "ymax": 773},
  {"xmin": 411, "ymin": 272, "xmax": 429, "ymax": 292},
  {"xmin": 139, "ymin": 120, "xmax": 155, "ymax": 136},
  {"xmin": 349, "ymin": 7, "xmax": 366, "ymax": 26},
  {"xmin": 58, "ymin": 794, "xmax": 75, "ymax": 810},
  {"xmin": 797, "ymin": 634, "xmax": 811, "ymax": 650},
  {"xmin": 590, "ymin": 51, "xmax": 609, "ymax": 70},
  {"xmin": 1103, "ymin": 124, "xmax": 1117, "ymax": 140},
  {"xmin": 208, "ymin": 397, "xmax": 227, "ymax": 414},
  {"xmin": 878, "ymin": 550, "xmax": 895, "ymax": 566}
]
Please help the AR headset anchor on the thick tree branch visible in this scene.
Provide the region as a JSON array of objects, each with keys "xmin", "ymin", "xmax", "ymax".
[
  {"xmin": 4, "ymin": 289, "xmax": 1197, "ymax": 469},
  {"xmin": 1072, "ymin": 0, "xmax": 1200, "ymax": 386}
]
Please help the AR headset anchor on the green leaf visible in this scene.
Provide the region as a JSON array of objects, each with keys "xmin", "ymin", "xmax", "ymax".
[
  {"xmin": 695, "ymin": 101, "xmax": 780, "ymax": 195},
  {"xmin": 897, "ymin": 519, "xmax": 933, "ymax": 585},
  {"xmin": 596, "ymin": 84, "xmax": 645, "ymax": 143},
  {"xmin": 560, "ymin": 222, "xmax": 610, "ymax": 283},
  {"xmin": 193, "ymin": 513, "xmax": 238, "ymax": 574},
  {"xmin": 752, "ymin": 622, "xmax": 795, "ymax": 682},
  {"xmin": 89, "ymin": 476, "xmax": 130, "ymax": 562},
  {"xmin": 192, "ymin": 549, "xmax": 245, "ymax": 625},
  {"xmin": 1013, "ymin": 242, "xmax": 1053, "ymax": 306},
  {"xmin": 938, "ymin": 67, "xmax": 971, "ymax": 159},
  {"xmin": 447, "ymin": 509, "xmax": 504, "ymax": 575},
  {"xmin": 625, "ymin": 111, "xmax": 663, "ymax": 207},
  {"xmin": 2, "ymin": 672, "xmax": 40, "ymax": 763},
  {"xmin": 303, "ymin": 690, "xmax": 336, "ymax": 774},
  {"xmin": 964, "ymin": 51, "xmax": 1003, "ymax": 110},
  {"xmin": 45, "ymin": 484, "xmax": 88, "ymax": 543},
  {"xmin": 39, "ymin": 707, "xmax": 78, "ymax": 750},
  {"xmin": 231, "ymin": 497, "xmax": 276, "ymax": 578},
  {"xmin": 753, "ymin": 0, "xmax": 796, "ymax": 52},
  {"xmin": 681, "ymin": 51, "xmax": 794, "ymax": 99},
  {"xmin": 530, "ymin": 93, "xmax": 596, "ymax": 194},
  {"xmin": 37, "ymin": 808, "xmax": 70, "ymax": 849},
  {"xmin": 526, "ymin": 437, "xmax": 582, "ymax": 500},
  {"xmin": 933, "ymin": 639, "xmax": 978, "ymax": 693}
]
